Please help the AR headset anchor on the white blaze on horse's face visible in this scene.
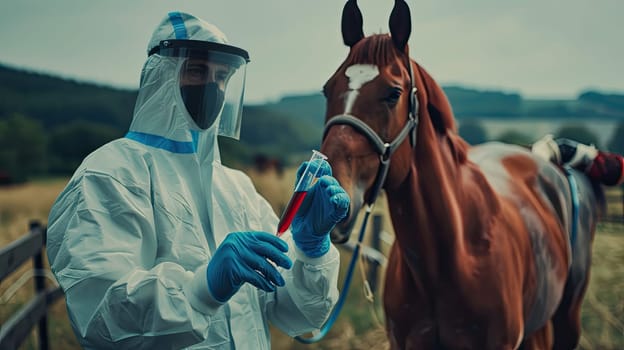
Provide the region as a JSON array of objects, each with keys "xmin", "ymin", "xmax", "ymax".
[{"xmin": 344, "ymin": 64, "xmax": 379, "ymax": 114}]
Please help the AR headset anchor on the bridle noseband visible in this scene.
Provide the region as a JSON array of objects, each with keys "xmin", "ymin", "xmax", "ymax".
[{"xmin": 322, "ymin": 58, "xmax": 420, "ymax": 205}]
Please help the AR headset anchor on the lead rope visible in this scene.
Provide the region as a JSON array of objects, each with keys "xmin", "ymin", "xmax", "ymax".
[
  {"xmin": 358, "ymin": 248, "xmax": 374, "ymax": 303},
  {"xmin": 294, "ymin": 204, "xmax": 375, "ymax": 344},
  {"xmin": 356, "ymin": 231, "xmax": 386, "ymax": 330}
]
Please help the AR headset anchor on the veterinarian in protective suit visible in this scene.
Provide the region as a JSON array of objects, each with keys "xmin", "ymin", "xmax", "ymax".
[{"xmin": 46, "ymin": 12, "xmax": 349, "ymax": 349}]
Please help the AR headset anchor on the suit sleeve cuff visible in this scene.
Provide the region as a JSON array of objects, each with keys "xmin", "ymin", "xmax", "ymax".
[
  {"xmin": 183, "ymin": 264, "xmax": 225, "ymax": 314},
  {"xmin": 294, "ymin": 243, "xmax": 339, "ymax": 266}
]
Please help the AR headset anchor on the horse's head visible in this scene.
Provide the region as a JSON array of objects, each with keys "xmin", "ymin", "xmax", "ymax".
[{"xmin": 321, "ymin": 0, "xmax": 419, "ymax": 243}]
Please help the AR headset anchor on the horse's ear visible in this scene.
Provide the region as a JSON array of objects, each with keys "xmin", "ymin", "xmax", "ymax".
[
  {"xmin": 341, "ymin": 0, "xmax": 364, "ymax": 47},
  {"xmin": 389, "ymin": 0, "xmax": 412, "ymax": 51}
]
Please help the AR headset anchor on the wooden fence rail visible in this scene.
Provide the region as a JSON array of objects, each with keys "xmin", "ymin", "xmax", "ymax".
[{"xmin": 0, "ymin": 221, "xmax": 63, "ymax": 350}]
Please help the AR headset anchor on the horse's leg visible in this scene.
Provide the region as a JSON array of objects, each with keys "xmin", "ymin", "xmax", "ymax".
[
  {"xmin": 519, "ymin": 322, "xmax": 553, "ymax": 350},
  {"xmin": 384, "ymin": 245, "xmax": 437, "ymax": 350},
  {"xmin": 551, "ymin": 274, "xmax": 590, "ymax": 350}
]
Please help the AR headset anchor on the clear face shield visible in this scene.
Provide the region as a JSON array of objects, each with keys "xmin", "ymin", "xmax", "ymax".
[{"xmin": 151, "ymin": 39, "xmax": 249, "ymax": 139}]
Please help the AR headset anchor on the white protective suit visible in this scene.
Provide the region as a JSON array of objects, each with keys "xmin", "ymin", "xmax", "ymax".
[{"xmin": 46, "ymin": 12, "xmax": 340, "ymax": 350}]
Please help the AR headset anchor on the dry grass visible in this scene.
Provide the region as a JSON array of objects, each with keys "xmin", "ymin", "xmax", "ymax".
[
  {"xmin": 0, "ymin": 177, "xmax": 81, "ymax": 349},
  {"xmin": 1, "ymin": 174, "xmax": 622, "ymax": 349},
  {"xmin": 0, "ymin": 178, "xmax": 68, "ymax": 246},
  {"xmin": 579, "ymin": 223, "xmax": 624, "ymax": 350}
]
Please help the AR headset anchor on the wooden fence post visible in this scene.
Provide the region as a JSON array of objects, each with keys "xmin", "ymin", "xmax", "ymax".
[
  {"xmin": 367, "ymin": 214, "xmax": 382, "ymax": 293},
  {"xmin": 30, "ymin": 220, "xmax": 49, "ymax": 350}
]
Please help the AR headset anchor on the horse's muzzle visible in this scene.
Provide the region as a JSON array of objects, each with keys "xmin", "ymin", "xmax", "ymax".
[
  {"xmin": 330, "ymin": 227, "xmax": 351, "ymax": 244},
  {"xmin": 330, "ymin": 209, "xmax": 355, "ymax": 244}
]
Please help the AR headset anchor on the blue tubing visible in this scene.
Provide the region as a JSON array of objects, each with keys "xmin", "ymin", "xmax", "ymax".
[{"xmin": 294, "ymin": 207, "xmax": 372, "ymax": 343}]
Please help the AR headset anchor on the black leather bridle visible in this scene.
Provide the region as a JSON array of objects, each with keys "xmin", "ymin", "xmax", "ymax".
[{"xmin": 322, "ymin": 58, "xmax": 419, "ymax": 205}]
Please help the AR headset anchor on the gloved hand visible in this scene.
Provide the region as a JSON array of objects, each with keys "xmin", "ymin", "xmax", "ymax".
[
  {"xmin": 207, "ymin": 231, "xmax": 293, "ymax": 303},
  {"xmin": 291, "ymin": 159, "xmax": 350, "ymax": 258}
]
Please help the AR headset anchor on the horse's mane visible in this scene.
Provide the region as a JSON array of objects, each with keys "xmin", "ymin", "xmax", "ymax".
[
  {"xmin": 345, "ymin": 34, "xmax": 398, "ymax": 67},
  {"xmin": 417, "ymin": 63, "xmax": 468, "ymax": 163},
  {"xmin": 415, "ymin": 63, "xmax": 457, "ymax": 133}
]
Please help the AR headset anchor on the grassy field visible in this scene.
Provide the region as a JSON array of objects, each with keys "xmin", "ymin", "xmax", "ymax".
[{"xmin": 0, "ymin": 172, "xmax": 622, "ymax": 349}]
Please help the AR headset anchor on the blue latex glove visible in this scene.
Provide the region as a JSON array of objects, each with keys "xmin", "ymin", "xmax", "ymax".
[
  {"xmin": 207, "ymin": 231, "xmax": 293, "ymax": 303},
  {"xmin": 291, "ymin": 160, "xmax": 350, "ymax": 258}
]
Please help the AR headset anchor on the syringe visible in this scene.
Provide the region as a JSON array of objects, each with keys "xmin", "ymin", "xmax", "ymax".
[{"xmin": 276, "ymin": 150, "xmax": 328, "ymax": 237}]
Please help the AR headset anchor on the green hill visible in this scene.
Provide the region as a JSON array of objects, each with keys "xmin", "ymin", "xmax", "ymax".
[
  {"xmin": 2, "ymin": 62, "xmax": 624, "ymax": 182},
  {"xmin": 0, "ymin": 63, "xmax": 323, "ymax": 181},
  {"xmin": 0, "ymin": 64, "xmax": 137, "ymax": 130}
]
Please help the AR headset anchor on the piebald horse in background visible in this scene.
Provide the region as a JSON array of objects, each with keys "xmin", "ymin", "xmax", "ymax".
[{"xmin": 320, "ymin": 1, "xmax": 604, "ymax": 349}]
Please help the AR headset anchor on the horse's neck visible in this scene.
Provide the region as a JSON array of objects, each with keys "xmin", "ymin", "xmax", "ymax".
[{"xmin": 385, "ymin": 112, "xmax": 494, "ymax": 280}]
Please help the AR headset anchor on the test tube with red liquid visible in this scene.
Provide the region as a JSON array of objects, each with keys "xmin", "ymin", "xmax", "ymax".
[{"xmin": 276, "ymin": 150, "xmax": 328, "ymax": 237}]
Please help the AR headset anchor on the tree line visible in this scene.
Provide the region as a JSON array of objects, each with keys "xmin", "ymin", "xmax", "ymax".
[{"xmin": 0, "ymin": 109, "xmax": 320, "ymax": 184}]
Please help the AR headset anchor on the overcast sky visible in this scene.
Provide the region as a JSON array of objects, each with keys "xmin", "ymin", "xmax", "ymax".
[{"xmin": 1, "ymin": 0, "xmax": 622, "ymax": 103}]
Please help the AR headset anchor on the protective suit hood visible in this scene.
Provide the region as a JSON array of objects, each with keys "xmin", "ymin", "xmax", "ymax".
[{"xmin": 128, "ymin": 12, "xmax": 248, "ymax": 164}]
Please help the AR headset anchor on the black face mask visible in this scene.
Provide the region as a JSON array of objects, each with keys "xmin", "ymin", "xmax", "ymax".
[{"xmin": 180, "ymin": 82, "xmax": 225, "ymax": 129}]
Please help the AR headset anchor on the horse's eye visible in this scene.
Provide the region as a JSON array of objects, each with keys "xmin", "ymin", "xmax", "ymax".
[{"xmin": 384, "ymin": 87, "xmax": 402, "ymax": 105}]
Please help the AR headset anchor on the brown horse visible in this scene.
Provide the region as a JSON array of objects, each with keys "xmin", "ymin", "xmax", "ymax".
[{"xmin": 320, "ymin": 1, "xmax": 604, "ymax": 349}]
